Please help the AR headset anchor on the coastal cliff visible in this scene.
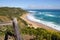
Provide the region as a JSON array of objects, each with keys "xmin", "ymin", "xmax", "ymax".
[{"xmin": 0, "ymin": 7, "xmax": 60, "ymax": 40}]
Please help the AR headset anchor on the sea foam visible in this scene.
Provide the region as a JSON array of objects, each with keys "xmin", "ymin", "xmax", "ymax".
[
  {"xmin": 27, "ymin": 14, "xmax": 60, "ymax": 31},
  {"xmin": 44, "ymin": 14, "xmax": 55, "ymax": 17}
]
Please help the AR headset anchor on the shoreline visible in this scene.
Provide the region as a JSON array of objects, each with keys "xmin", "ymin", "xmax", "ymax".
[{"xmin": 20, "ymin": 13, "xmax": 60, "ymax": 32}]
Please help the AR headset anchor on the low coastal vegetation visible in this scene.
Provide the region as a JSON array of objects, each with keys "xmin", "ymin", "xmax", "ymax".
[
  {"xmin": 0, "ymin": 7, "xmax": 60, "ymax": 40},
  {"xmin": 21, "ymin": 27, "xmax": 60, "ymax": 40}
]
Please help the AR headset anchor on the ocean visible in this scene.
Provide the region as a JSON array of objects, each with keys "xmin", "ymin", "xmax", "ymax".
[{"xmin": 27, "ymin": 9, "xmax": 60, "ymax": 31}]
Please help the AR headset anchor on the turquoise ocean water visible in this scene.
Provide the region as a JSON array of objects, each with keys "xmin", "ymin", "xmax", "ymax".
[{"xmin": 27, "ymin": 9, "xmax": 60, "ymax": 31}]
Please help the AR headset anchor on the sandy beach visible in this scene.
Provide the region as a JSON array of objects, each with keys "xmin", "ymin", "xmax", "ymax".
[{"xmin": 20, "ymin": 13, "xmax": 59, "ymax": 32}]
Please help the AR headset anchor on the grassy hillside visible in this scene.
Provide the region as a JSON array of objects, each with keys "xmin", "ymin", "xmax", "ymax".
[
  {"xmin": 0, "ymin": 7, "xmax": 28, "ymax": 39},
  {"xmin": 0, "ymin": 7, "xmax": 28, "ymax": 28},
  {"xmin": 0, "ymin": 7, "xmax": 28, "ymax": 26},
  {"xmin": 0, "ymin": 7, "xmax": 27, "ymax": 19}
]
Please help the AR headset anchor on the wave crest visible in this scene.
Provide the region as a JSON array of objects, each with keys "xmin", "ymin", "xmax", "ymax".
[{"xmin": 45, "ymin": 14, "xmax": 55, "ymax": 17}]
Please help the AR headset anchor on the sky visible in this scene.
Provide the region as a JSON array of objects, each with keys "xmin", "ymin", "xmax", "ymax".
[{"xmin": 0, "ymin": 0, "xmax": 60, "ymax": 9}]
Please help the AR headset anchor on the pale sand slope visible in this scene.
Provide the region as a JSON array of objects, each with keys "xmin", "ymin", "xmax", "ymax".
[{"xmin": 20, "ymin": 13, "xmax": 59, "ymax": 32}]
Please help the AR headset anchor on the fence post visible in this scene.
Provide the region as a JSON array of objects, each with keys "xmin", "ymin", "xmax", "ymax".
[
  {"xmin": 4, "ymin": 31, "xmax": 8, "ymax": 40},
  {"xmin": 12, "ymin": 18, "xmax": 22, "ymax": 40}
]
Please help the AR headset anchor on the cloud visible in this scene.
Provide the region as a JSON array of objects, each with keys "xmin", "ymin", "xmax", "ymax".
[{"xmin": 28, "ymin": 5, "xmax": 60, "ymax": 9}]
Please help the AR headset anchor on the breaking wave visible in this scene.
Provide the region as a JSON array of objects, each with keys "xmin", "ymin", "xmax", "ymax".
[{"xmin": 27, "ymin": 13, "xmax": 60, "ymax": 31}]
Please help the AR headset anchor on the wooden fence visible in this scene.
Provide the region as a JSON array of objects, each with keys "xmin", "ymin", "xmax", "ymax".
[{"xmin": 0, "ymin": 18, "xmax": 22, "ymax": 40}]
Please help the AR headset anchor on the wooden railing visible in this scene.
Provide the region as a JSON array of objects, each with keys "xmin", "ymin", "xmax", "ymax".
[{"xmin": 0, "ymin": 18, "xmax": 22, "ymax": 40}]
